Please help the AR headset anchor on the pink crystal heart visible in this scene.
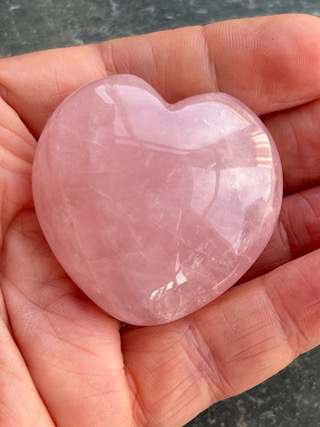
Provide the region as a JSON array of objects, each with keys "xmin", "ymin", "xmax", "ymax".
[{"xmin": 33, "ymin": 74, "xmax": 282, "ymax": 325}]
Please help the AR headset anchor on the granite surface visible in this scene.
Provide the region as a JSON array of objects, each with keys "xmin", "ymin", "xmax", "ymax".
[
  {"xmin": 1, "ymin": 0, "xmax": 320, "ymax": 57},
  {"xmin": 1, "ymin": 1, "xmax": 320, "ymax": 426}
]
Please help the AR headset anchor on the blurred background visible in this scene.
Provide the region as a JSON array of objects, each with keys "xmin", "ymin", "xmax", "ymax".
[{"xmin": 1, "ymin": 1, "xmax": 320, "ymax": 426}]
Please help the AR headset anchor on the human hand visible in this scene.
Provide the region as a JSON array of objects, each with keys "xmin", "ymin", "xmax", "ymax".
[{"xmin": 1, "ymin": 13, "xmax": 320, "ymax": 427}]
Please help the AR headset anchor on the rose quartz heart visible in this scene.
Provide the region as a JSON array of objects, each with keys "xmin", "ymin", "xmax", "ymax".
[{"xmin": 33, "ymin": 74, "xmax": 282, "ymax": 325}]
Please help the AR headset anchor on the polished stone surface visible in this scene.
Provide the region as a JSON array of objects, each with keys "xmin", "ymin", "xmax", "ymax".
[{"xmin": 33, "ymin": 74, "xmax": 282, "ymax": 325}]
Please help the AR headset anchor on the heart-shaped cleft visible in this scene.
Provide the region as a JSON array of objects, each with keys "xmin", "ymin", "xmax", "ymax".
[{"xmin": 32, "ymin": 74, "xmax": 283, "ymax": 325}]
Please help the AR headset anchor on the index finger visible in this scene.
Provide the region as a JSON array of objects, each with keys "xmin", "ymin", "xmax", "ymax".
[{"xmin": 0, "ymin": 14, "xmax": 320, "ymax": 138}]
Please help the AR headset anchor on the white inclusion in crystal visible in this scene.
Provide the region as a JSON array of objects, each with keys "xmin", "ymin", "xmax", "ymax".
[
  {"xmin": 233, "ymin": 167, "xmax": 272, "ymax": 204},
  {"xmin": 171, "ymin": 103, "xmax": 249, "ymax": 151},
  {"xmin": 190, "ymin": 167, "xmax": 217, "ymax": 214},
  {"xmin": 206, "ymin": 167, "xmax": 273, "ymax": 253},
  {"xmin": 114, "ymin": 109, "xmax": 131, "ymax": 139}
]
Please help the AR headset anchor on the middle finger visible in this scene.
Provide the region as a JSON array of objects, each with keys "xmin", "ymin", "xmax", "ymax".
[{"xmin": 262, "ymin": 98, "xmax": 320, "ymax": 195}]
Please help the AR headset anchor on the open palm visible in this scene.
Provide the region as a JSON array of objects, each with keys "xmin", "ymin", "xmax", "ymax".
[{"xmin": 1, "ymin": 14, "xmax": 320, "ymax": 427}]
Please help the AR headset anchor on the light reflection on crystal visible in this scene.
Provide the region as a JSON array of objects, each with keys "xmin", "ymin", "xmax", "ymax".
[{"xmin": 33, "ymin": 74, "xmax": 283, "ymax": 325}]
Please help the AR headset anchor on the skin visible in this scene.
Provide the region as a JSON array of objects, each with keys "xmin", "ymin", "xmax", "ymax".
[{"xmin": 0, "ymin": 13, "xmax": 320, "ymax": 427}]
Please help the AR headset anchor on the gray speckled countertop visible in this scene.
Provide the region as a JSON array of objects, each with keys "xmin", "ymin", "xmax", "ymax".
[
  {"xmin": 2, "ymin": 0, "xmax": 320, "ymax": 57},
  {"xmin": 1, "ymin": 1, "xmax": 320, "ymax": 426}
]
